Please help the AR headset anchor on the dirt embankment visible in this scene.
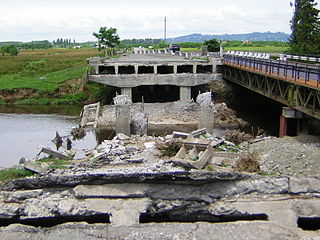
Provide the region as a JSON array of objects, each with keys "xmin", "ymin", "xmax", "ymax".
[{"xmin": 0, "ymin": 78, "xmax": 86, "ymax": 103}]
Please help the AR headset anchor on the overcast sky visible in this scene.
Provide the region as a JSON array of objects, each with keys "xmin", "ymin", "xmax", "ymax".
[{"xmin": 0, "ymin": 0, "xmax": 319, "ymax": 42}]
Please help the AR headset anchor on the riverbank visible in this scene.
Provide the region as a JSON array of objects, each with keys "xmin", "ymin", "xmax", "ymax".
[{"xmin": 0, "ymin": 48, "xmax": 112, "ymax": 105}]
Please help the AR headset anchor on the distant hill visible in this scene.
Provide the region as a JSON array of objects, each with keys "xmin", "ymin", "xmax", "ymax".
[
  {"xmin": 0, "ymin": 41, "xmax": 23, "ymax": 47},
  {"xmin": 166, "ymin": 32, "xmax": 290, "ymax": 43}
]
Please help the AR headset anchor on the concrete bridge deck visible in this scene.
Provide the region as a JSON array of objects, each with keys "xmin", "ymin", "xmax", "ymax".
[{"xmin": 88, "ymin": 53, "xmax": 222, "ymax": 101}]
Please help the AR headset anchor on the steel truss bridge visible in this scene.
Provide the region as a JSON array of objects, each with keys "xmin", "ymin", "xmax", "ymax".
[{"xmin": 222, "ymin": 55, "xmax": 320, "ymax": 120}]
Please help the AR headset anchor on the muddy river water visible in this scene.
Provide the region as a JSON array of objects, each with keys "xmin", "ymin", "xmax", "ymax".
[{"xmin": 0, "ymin": 105, "xmax": 104, "ymax": 168}]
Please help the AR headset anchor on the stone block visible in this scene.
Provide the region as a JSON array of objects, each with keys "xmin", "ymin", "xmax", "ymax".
[
  {"xmin": 289, "ymin": 177, "xmax": 320, "ymax": 194},
  {"xmin": 131, "ymin": 113, "xmax": 148, "ymax": 136}
]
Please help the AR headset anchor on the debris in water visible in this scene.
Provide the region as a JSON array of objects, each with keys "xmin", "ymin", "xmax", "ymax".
[
  {"xmin": 52, "ymin": 131, "xmax": 63, "ymax": 150},
  {"xmin": 71, "ymin": 127, "xmax": 86, "ymax": 140}
]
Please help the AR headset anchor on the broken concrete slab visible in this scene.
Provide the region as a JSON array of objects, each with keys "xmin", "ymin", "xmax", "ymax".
[
  {"xmin": 173, "ymin": 144, "xmax": 214, "ymax": 170},
  {"xmin": 196, "ymin": 92, "xmax": 212, "ymax": 106},
  {"xmin": 131, "ymin": 112, "xmax": 148, "ymax": 136},
  {"xmin": 289, "ymin": 177, "xmax": 320, "ymax": 194},
  {"xmin": 0, "ymin": 222, "xmax": 307, "ymax": 240},
  {"xmin": 114, "ymin": 95, "xmax": 132, "ymax": 105},
  {"xmin": 1, "ymin": 171, "xmax": 248, "ymax": 191},
  {"xmin": 190, "ymin": 128, "xmax": 207, "ymax": 138},
  {"xmin": 23, "ymin": 161, "xmax": 47, "ymax": 174},
  {"xmin": 172, "ymin": 131, "xmax": 190, "ymax": 139},
  {"xmin": 35, "ymin": 147, "xmax": 69, "ymax": 160}
]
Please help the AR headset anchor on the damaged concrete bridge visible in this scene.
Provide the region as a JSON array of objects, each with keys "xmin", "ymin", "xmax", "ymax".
[{"xmin": 87, "ymin": 53, "xmax": 222, "ymax": 102}]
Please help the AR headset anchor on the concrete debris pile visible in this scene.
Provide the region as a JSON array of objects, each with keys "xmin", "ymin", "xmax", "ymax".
[
  {"xmin": 170, "ymin": 128, "xmax": 242, "ymax": 170},
  {"xmin": 196, "ymin": 92, "xmax": 213, "ymax": 107},
  {"xmin": 113, "ymin": 95, "xmax": 132, "ymax": 105}
]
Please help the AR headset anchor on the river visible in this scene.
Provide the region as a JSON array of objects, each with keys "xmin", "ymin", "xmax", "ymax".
[{"xmin": 0, "ymin": 105, "xmax": 106, "ymax": 168}]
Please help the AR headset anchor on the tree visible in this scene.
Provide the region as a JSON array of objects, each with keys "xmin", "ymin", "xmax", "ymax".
[
  {"xmin": 204, "ymin": 39, "xmax": 220, "ymax": 52},
  {"xmin": 93, "ymin": 27, "xmax": 120, "ymax": 55},
  {"xmin": 0, "ymin": 45, "xmax": 19, "ymax": 56},
  {"xmin": 289, "ymin": 0, "xmax": 320, "ymax": 55}
]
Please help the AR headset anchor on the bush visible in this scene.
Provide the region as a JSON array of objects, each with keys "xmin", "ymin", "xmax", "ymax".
[
  {"xmin": 235, "ymin": 153, "xmax": 260, "ymax": 173},
  {"xmin": 204, "ymin": 39, "xmax": 220, "ymax": 52},
  {"xmin": 0, "ymin": 45, "xmax": 19, "ymax": 56}
]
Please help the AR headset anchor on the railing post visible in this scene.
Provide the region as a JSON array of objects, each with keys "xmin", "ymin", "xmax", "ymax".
[
  {"xmin": 269, "ymin": 60, "xmax": 272, "ymax": 74},
  {"xmin": 318, "ymin": 66, "xmax": 320, "ymax": 87}
]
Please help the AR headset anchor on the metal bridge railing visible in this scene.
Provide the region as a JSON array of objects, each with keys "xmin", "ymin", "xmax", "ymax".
[{"xmin": 223, "ymin": 55, "xmax": 320, "ymax": 87}]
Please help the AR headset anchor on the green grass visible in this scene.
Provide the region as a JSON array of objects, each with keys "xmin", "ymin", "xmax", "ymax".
[
  {"xmin": 0, "ymin": 48, "xmax": 97, "ymax": 91},
  {"xmin": 14, "ymin": 97, "xmax": 51, "ymax": 105},
  {"xmin": 180, "ymin": 47, "xmax": 201, "ymax": 52},
  {"xmin": 224, "ymin": 46, "xmax": 288, "ymax": 54},
  {"xmin": 52, "ymin": 92, "xmax": 87, "ymax": 105},
  {"xmin": 0, "ymin": 66, "xmax": 88, "ymax": 91},
  {"xmin": 0, "ymin": 167, "xmax": 34, "ymax": 183},
  {"xmin": 36, "ymin": 157, "xmax": 71, "ymax": 169}
]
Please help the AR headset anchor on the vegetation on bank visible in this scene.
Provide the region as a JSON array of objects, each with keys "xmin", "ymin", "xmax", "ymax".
[
  {"xmin": 0, "ymin": 167, "xmax": 34, "ymax": 183},
  {"xmin": 0, "ymin": 48, "xmax": 113, "ymax": 105},
  {"xmin": 0, "ymin": 157, "xmax": 72, "ymax": 184}
]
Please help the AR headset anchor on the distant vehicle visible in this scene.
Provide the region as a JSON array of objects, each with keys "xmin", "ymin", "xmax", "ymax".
[{"xmin": 169, "ymin": 44, "xmax": 180, "ymax": 52}]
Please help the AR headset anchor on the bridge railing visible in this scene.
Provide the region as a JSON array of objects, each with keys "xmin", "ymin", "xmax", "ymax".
[{"xmin": 223, "ymin": 55, "xmax": 320, "ymax": 87}]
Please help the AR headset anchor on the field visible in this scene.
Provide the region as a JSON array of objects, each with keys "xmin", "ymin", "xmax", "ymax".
[
  {"xmin": 181, "ymin": 46, "xmax": 288, "ymax": 54},
  {"xmin": 0, "ymin": 48, "xmax": 99, "ymax": 91},
  {"xmin": 223, "ymin": 46, "xmax": 288, "ymax": 54}
]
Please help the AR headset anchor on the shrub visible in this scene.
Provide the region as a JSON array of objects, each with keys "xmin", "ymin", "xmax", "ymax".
[{"xmin": 235, "ymin": 153, "xmax": 260, "ymax": 173}]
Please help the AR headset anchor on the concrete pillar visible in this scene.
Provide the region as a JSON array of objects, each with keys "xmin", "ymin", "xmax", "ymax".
[
  {"xmin": 154, "ymin": 65, "xmax": 157, "ymax": 74},
  {"xmin": 198, "ymin": 105, "xmax": 214, "ymax": 134},
  {"xmin": 180, "ymin": 87, "xmax": 191, "ymax": 102},
  {"xmin": 121, "ymin": 88, "xmax": 132, "ymax": 100},
  {"xmin": 173, "ymin": 65, "xmax": 178, "ymax": 74},
  {"xmin": 134, "ymin": 65, "xmax": 139, "ymax": 74},
  {"xmin": 115, "ymin": 105, "xmax": 131, "ymax": 136},
  {"xmin": 114, "ymin": 65, "xmax": 119, "ymax": 75},
  {"xmin": 212, "ymin": 63, "xmax": 217, "ymax": 73},
  {"xmin": 279, "ymin": 116, "xmax": 287, "ymax": 138},
  {"xmin": 193, "ymin": 64, "xmax": 197, "ymax": 74},
  {"xmin": 197, "ymin": 92, "xmax": 214, "ymax": 134},
  {"xmin": 114, "ymin": 95, "xmax": 132, "ymax": 136}
]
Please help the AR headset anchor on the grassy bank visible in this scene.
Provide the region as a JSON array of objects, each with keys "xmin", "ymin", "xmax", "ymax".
[{"xmin": 0, "ymin": 48, "xmax": 107, "ymax": 104}]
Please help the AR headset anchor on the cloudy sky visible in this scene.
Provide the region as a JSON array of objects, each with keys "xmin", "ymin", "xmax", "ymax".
[{"xmin": 0, "ymin": 0, "xmax": 319, "ymax": 42}]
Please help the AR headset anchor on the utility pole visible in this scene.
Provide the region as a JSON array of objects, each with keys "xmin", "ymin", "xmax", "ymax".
[{"xmin": 164, "ymin": 16, "xmax": 167, "ymax": 43}]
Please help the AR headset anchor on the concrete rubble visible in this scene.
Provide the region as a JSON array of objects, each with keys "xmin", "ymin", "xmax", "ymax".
[{"xmin": 0, "ymin": 129, "xmax": 320, "ymax": 240}]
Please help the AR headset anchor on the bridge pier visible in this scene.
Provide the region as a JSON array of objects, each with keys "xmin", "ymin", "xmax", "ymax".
[
  {"xmin": 279, "ymin": 116, "xmax": 287, "ymax": 138},
  {"xmin": 121, "ymin": 88, "xmax": 132, "ymax": 100},
  {"xmin": 180, "ymin": 87, "xmax": 191, "ymax": 102},
  {"xmin": 279, "ymin": 107, "xmax": 304, "ymax": 138}
]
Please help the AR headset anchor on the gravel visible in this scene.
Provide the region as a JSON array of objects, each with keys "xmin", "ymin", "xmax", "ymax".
[{"xmin": 247, "ymin": 135, "xmax": 320, "ymax": 177}]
